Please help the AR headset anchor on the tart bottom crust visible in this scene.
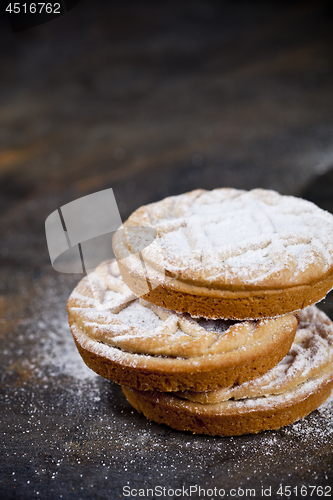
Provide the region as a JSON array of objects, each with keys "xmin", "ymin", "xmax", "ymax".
[
  {"xmin": 122, "ymin": 377, "xmax": 333, "ymax": 436},
  {"xmin": 69, "ymin": 315, "xmax": 298, "ymax": 392},
  {"xmin": 119, "ymin": 264, "xmax": 333, "ymax": 320}
]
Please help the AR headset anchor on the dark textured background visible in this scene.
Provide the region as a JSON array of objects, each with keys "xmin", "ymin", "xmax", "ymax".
[{"xmin": 1, "ymin": 1, "xmax": 333, "ymax": 498}]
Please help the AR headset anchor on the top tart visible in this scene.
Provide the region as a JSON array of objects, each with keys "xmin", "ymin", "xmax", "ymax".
[{"xmin": 113, "ymin": 188, "xmax": 333, "ymax": 319}]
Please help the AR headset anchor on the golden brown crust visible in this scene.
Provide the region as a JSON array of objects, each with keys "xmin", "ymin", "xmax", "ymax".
[
  {"xmin": 121, "ymin": 268, "xmax": 333, "ymax": 320},
  {"xmin": 122, "ymin": 376, "xmax": 333, "ymax": 436},
  {"xmin": 67, "ymin": 259, "xmax": 299, "ymax": 391},
  {"xmin": 69, "ymin": 315, "xmax": 298, "ymax": 392},
  {"xmin": 121, "ymin": 306, "xmax": 333, "ymax": 435},
  {"xmin": 113, "ymin": 188, "xmax": 333, "ymax": 319}
]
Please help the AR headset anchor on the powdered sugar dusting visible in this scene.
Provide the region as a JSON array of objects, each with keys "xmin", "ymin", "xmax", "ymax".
[
  {"xmin": 127, "ymin": 188, "xmax": 333, "ymax": 287},
  {"xmin": 15, "ymin": 275, "xmax": 100, "ymax": 383},
  {"xmin": 35, "ymin": 316, "xmax": 99, "ymax": 381},
  {"xmin": 68, "ymin": 261, "xmax": 299, "ymax": 362},
  {"xmin": 4, "ymin": 276, "xmax": 332, "ymax": 496},
  {"xmin": 117, "ymin": 301, "xmax": 163, "ymax": 330},
  {"xmin": 317, "ymin": 388, "xmax": 333, "ymax": 418}
]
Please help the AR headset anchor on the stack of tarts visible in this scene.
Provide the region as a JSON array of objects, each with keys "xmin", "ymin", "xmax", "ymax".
[{"xmin": 67, "ymin": 188, "xmax": 333, "ymax": 436}]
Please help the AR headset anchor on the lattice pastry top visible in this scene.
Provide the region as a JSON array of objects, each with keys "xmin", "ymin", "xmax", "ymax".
[
  {"xmin": 68, "ymin": 260, "xmax": 298, "ymax": 358},
  {"xmin": 113, "ymin": 188, "xmax": 333, "ymax": 289}
]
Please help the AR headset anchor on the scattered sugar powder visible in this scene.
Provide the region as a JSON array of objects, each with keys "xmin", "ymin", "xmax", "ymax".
[
  {"xmin": 3, "ymin": 274, "xmax": 333, "ymax": 492},
  {"xmin": 317, "ymin": 389, "xmax": 333, "ymax": 418},
  {"xmin": 21, "ymin": 276, "xmax": 100, "ymax": 383},
  {"xmin": 34, "ymin": 316, "xmax": 99, "ymax": 381}
]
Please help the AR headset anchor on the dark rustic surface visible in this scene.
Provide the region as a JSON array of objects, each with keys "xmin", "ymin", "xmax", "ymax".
[{"xmin": 1, "ymin": 1, "xmax": 333, "ymax": 499}]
